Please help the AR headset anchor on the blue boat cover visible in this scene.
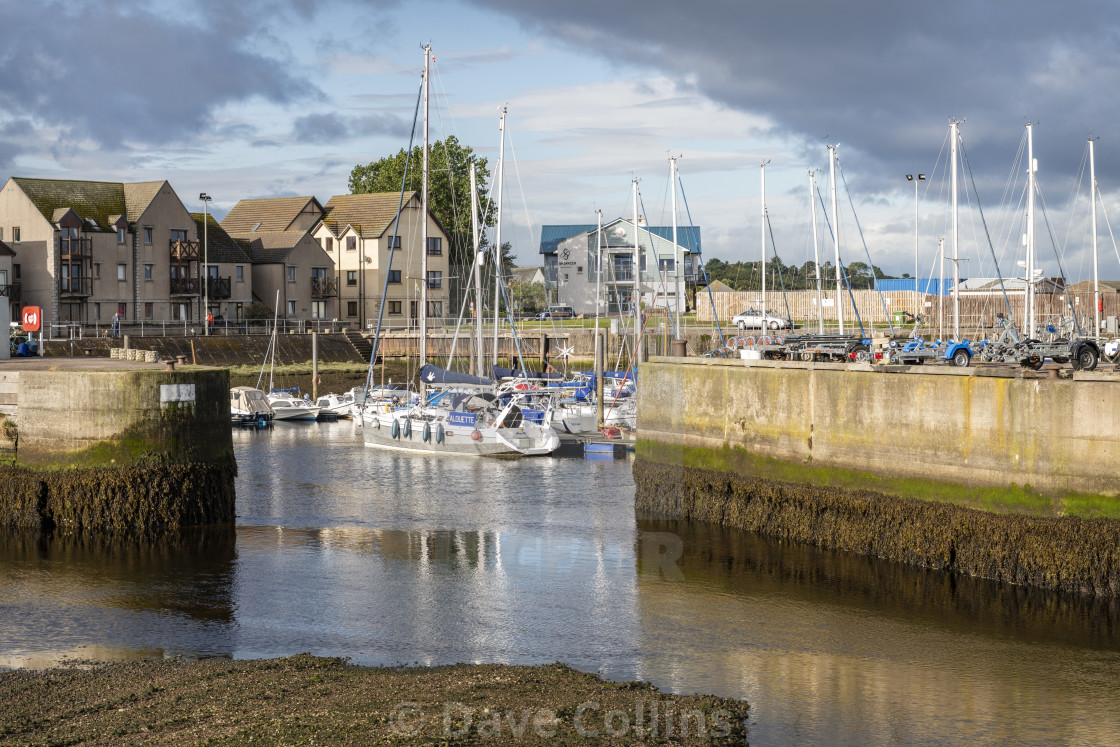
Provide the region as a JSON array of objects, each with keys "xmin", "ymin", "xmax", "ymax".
[{"xmin": 419, "ymin": 363, "xmax": 491, "ymax": 386}]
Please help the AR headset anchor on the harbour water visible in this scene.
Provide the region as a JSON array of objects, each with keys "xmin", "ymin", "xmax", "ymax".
[{"xmin": 3, "ymin": 420, "xmax": 1120, "ymax": 745}]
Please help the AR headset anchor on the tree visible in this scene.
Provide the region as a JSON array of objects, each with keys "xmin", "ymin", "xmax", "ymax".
[
  {"xmin": 509, "ymin": 281, "xmax": 546, "ymax": 314},
  {"xmin": 349, "ymin": 136, "xmax": 493, "ymax": 292}
]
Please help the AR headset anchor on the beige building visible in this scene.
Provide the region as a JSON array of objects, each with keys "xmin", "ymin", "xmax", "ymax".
[
  {"xmin": 188, "ymin": 213, "xmax": 254, "ymax": 321},
  {"xmin": 312, "ymin": 192, "xmax": 450, "ymax": 329},
  {"xmin": 220, "ymin": 196, "xmax": 336, "ymax": 321},
  {"xmin": 0, "ymin": 177, "xmax": 208, "ymax": 327},
  {"xmin": 0, "ymin": 240, "xmax": 13, "ymax": 359}
]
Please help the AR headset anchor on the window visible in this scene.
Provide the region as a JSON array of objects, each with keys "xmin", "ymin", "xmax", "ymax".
[
  {"xmin": 144, "ymin": 264, "xmax": 153, "ymax": 280},
  {"xmin": 388, "ymin": 269, "xmax": 401, "ymax": 284},
  {"xmin": 347, "ymin": 301, "xmax": 358, "ymax": 316},
  {"xmin": 93, "ymin": 263, "xmax": 100, "ymax": 279},
  {"xmin": 13, "ymin": 264, "xmax": 19, "ymax": 280},
  {"xmin": 117, "ymin": 227, "xmax": 126, "ymax": 244},
  {"xmin": 659, "ymin": 258, "xmax": 675, "ymax": 273},
  {"xmin": 287, "ymin": 266, "xmax": 296, "ymax": 282},
  {"xmin": 346, "ymin": 270, "xmax": 357, "ymax": 286},
  {"xmin": 117, "ymin": 302, "xmax": 126, "ymax": 317},
  {"xmin": 287, "ymin": 300, "xmax": 296, "ymax": 315},
  {"xmin": 323, "ymin": 237, "xmax": 333, "ymax": 252},
  {"xmin": 639, "ymin": 253, "xmax": 647, "ymax": 272},
  {"xmin": 577, "ymin": 266, "xmax": 583, "ymax": 273},
  {"xmin": 426, "ymin": 270, "xmax": 442, "ymax": 289},
  {"xmin": 0, "ymin": 228, "xmax": 4, "ymax": 240},
  {"xmin": 346, "ymin": 236, "xmax": 356, "ymax": 251},
  {"xmin": 236, "ymin": 265, "xmax": 244, "ymax": 282},
  {"xmin": 170, "ymin": 229, "xmax": 187, "ymax": 244},
  {"xmin": 388, "ymin": 300, "xmax": 402, "ymax": 315},
  {"xmin": 93, "ymin": 303, "xmax": 101, "ymax": 321},
  {"xmin": 386, "ymin": 235, "xmax": 401, "ymax": 250},
  {"xmin": 143, "ymin": 227, "xmax": 153, "ymax": 244},
  {"xmin": 12, "ymin": 227, "xmax": 19, "ymax": 243},
  {"xmin": 144, "ymin": 302, "xmax": 154, "ymax": 320},
  {"xmin": 117, "ymin": 263, "xmax": 127, "ymax": 281},
  {"xmin": 427, "ymin": 237, "xmax": 442, "ymax": 256},
  {"xmin": 0, "ymin": 269, "xmax": 5, "ymax": 285},
  {"xmin": 428, "ymin": 301, "xmax": 442, "ymax": 317}
]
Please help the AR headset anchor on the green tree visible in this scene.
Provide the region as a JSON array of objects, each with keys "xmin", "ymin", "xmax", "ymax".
[
  {"xmin": 348, "ymin": 135, "xmax": 493, "ymax": 275},
  {"xmin": 509, "ymin": 280, "xmax": 546, "ymax": 314}
]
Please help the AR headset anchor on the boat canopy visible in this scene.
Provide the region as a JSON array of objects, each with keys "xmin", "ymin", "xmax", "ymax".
[{"xmin": 419, "ymin": 363, "xmax": 491, "ymax": 386}]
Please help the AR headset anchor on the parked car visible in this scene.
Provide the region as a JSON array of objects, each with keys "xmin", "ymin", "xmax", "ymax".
[
  {"xmin": 537, "ymin": 305, "xmax": 575, "ymax": 320},
  {"xmin": 732, "ymin": 308, "xmax": 793, "ymax": 331}
]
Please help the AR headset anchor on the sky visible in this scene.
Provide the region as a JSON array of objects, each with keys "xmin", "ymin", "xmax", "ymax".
[{"xmin": 4, "ymin": 0, "xmax": 1120, "ymax": 282}]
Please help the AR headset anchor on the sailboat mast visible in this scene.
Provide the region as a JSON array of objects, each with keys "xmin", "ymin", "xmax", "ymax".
[
  {"xmin": 632, "ymin": 178, "xmax": 641, "ymax": 366},
  {"xmin": 470, "ymin": 163, "xmax": 483, "ymax": 377},
  {"xmin": 420, "ymin": 44, "xmax": 430, "ymax": 368},
  {"xmin": 809, "ymin": 170, "xmax": 823, "ymax": 333},
  {"xmin": 760, "ymin": 162, "xmax": 767, "ymax": 318},
  {"xmin": 595, "ymin": 209, "xmax": 603, "ymax": 330},
  {"xmin": 939, "ymin": 236, "xmax": 946, "ymax": 341},
  {"xmin": 670, "ymin": 156, "xmax": 680, "ymax": 338},
  {"xmin": 1026, "ymin": 121, "xmax": 1037, "ymax": 337},
  {"xmin": 951, "ymin": 120, "xmax": 960, "ymax": 340},
  {"xmin": 492, "ymin": 107, "xmax": 506, "ymax": 368},
  {"xmin": 1091, "ymin": 136, "xmax": 1100, "ymax": 337},
  {"xmin": 828, "ymin": 145, "xmax": 844, "ymax": 334}
]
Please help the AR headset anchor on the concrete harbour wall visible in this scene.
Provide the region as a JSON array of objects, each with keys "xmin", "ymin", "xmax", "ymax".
[
  {"xmin": 634, "ymin": 357, "xmax": 1120, "ymax": 595},
  {"xmin": 0, "ymin": 366, "xmax": 235, "ymax": 535}
]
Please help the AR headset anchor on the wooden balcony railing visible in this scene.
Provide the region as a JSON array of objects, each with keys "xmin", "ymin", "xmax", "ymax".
[{"xmin": 311, "ymin": 276, "xmax": 338, "ymax": 298}]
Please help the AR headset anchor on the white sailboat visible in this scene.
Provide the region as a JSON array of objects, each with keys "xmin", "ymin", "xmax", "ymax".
[{"xmin": 362, "ymin": 47, "xmax": 558, "ymax": 457}]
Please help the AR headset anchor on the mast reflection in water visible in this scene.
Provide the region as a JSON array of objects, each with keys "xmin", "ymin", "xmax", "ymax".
[{"xmin": 2, "ymin": 421, "xmax": 1120, "ymax": 745}]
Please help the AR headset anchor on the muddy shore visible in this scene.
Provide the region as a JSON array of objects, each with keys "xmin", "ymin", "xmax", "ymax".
[{"xmin": 0, "ymin": 655, "xmax": 748, "ymax": 745}]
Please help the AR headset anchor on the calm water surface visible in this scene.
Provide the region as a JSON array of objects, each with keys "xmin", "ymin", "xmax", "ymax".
[{"xmin": 3, "ymin": 421, "xmax": 1120, "ymax": 745}]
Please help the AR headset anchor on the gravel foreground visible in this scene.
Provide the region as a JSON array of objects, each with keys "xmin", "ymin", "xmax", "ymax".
[{"xmin": 0, "ymin": 655, "xmax": 749, "ymax": 745}]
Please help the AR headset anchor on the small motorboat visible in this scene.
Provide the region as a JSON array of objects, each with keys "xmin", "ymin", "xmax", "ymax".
[
  {"xmin": 267, "ymin": 389, "xmax": 321, "ymax": 421},
  {"xmin": 230, "ymin": 386, "xmax": 274, "ymax": 425}
]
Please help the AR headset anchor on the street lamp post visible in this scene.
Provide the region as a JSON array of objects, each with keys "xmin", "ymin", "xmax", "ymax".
[
  {"xmin": 200, "ymin": 193, "xmax": 211, "ymax": 335},
  {"xmin": 906, "ymin": 174, "xmax": 926, "ymax": 289}
]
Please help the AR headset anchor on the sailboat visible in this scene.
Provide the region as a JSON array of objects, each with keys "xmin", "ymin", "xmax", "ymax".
[
  {"xmin": 361, "ymin": 47, "xmax": 559, "ymax": 456},
  {"xmin": 257, "ymin": 290, "xmax": 320, "ymax": 421}
]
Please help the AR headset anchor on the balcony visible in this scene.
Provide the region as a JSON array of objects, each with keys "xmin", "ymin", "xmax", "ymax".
[
  {"xmin": 170, "ymin": 238, "xmax": 200, "ymax": 262},
  {"xmin": 170, "ymin": 277, "xmax": 200, "ymax": 296},
  {"xmin": 60, "ymin": 277, "xmax": 92, "ymax": 298},
  {"xmin": 311, "ymin": 276, "xmax": 338, "ymax": 298},
  {"xmin": 60, "ymin": 236, "xmax": 93, "ymax": 260},
  {"xmin": 206, "ymin": 276, "xmax": 232, "ymax": 300},
  {"xmin": 0, "ymin": 282, "xmax": 20, "ymax": 304}
]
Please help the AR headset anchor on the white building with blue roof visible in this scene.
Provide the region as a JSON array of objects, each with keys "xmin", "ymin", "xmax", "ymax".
[{"xmin": 539, "ymin": 218, "xmax": 701, "ymax": 315}]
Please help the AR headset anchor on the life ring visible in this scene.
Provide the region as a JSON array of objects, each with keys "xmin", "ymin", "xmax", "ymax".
[
  {"xmin": 471, "ymin": 429, "xmax": 483, "ymax": 441},
  {"xmin": 435, "ymin": 424, "xmax": 445, "ymax": 444},
  {"xmin": 514, "ymin": 382, "xmax": 538, "ymax": 390},
  {"xmin": 402, "ymin": 418, "xmax": 412, "ymax": 438},
  {"xmin": 422, "ymin": 422, "xmax": 431, "ymax": 442},
  {"xmin": 391, "ymin": 419, "xmax": 400, "ymax": 439}
]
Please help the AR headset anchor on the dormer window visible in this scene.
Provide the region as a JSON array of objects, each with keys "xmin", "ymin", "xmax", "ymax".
[{"xmin": 117, "ymin": 227, "xmax": 126, "ymax": 244}]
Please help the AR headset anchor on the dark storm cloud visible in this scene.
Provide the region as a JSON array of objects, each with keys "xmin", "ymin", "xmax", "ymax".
[
  {"xmin": 291, "ymin": 112, "xmax": 410, "ymax": 143},
  {"xmin": 465, "ymin": 0, "xmax": 1120, "ymax": 187},
  {"xmin": 0, "ymin": 0, "xmax": 321, "ymax": 150}
]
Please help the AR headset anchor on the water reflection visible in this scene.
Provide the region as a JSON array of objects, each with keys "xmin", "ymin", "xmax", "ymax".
[
  {"xmin": 635, "ymin": 518, "xmax": 1120, "ymax": 745},
  {"xmin": 0, "ymin": 528, "xmax": 236, "ymax": 668}
]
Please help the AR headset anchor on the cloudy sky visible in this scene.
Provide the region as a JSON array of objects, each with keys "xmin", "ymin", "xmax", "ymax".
[{"xmin": 4, "ymin": 0, "xmax": 1120, "ymax": 281}]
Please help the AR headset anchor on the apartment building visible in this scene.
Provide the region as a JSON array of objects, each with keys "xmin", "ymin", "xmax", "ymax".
[
  {"xmin": 0, "ymin": 177, "xmax": 210, "ymax": 326},
  {"xmin": 312, "ymin": 192, "xmax": 450, "ymax": 329},
  {"xmin": 220, "ymin": 196, "xmax": 337, "ymax": 320},
  {"xmin": 188, "ymin": 213, "xmax": 254, "ymax": 321}
]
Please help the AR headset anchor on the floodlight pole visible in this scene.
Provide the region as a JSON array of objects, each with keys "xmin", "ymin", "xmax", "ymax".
[{"xmin": 200, "ymin": 192, "xmax": 211, "ymax": 335}]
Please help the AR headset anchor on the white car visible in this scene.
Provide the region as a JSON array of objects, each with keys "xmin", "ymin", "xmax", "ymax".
[{"xmin": 732, "ymin": 308, "xmax": 793, "ymax": 331}]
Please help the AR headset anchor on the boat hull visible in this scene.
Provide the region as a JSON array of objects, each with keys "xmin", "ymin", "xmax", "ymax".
[{"xmin": 363, "ymin": 412, "xmax": 558, "ymax": 456}]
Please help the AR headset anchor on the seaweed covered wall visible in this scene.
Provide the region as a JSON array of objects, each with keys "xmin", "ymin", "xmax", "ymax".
[
  {"xmin": 0, "ymin": 368, "xmax": 235, "ymax": 534},
  {"xmin": 638, "ymin": 358, "xmax": 1120, "ymax": 512}
]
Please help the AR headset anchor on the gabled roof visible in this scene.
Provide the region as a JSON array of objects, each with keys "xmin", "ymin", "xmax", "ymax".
[
  {"xmin": 705, "ymin": 279, "xmax": 734, "ymax": 292},
  {"xmin": 123, "ymin": 181, "xmax": 166, "ymax": 220},
  {"xmin": 189, "ymin": 213, "xmax": 252, "ymax": 264},
  {"xmin": 0, "ymin": 239, "xmax": 15, "ymax": 257},
  {"xmin": 221, "ymin": 196, "xmax": 323, "ymax": 234},
  {"xmin": 12, "ymin": 177, "xmax": 127, "ymax": 232},
  {"xmin": 235, "ymin": 231, "xmax": 306, "ymax": 264},
  {"xmin": 540, "ymin": 220, "xmax": 703, "ymax": 255},
  {"xmin": 321, "ymin": 192, "xmax": 419, "ymax": 237}
]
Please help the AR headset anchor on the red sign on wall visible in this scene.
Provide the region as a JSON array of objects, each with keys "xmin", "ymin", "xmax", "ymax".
[{"xmin": 21, "ymin": 306, "xmax": 41, "ymax": 332}]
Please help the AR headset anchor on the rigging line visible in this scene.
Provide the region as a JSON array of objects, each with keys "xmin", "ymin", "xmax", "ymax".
[
  {"xmin": 958, "ymin": 134, "xmax": 1016, "ymax": 325},
  {"xmin": 677, "ymin": 176, "xmax": 725, "ymax": 347},
  {"xmin": 360, "ymin": 78, "xmax": 424, "ymax": 410},
  {"xmin": 504, "ymin": 124, "xmax": 538, "ymax": 274},
  {"xmin": 445, "ymin": 245, "xmax": 477, "ymax": 368},
  {"xmin": 838, "ymin": 162, "xmax": 893, "ymax": 335},
  {"xmin": 764, "ymin": 213, "xmax": 794, "ymax": 324},
  {"xmin": 1096, "ymin": 190, "xmax": 1120, "ymax": 275},
  {"xmin": 1035, "ymin": 183, "xmax": 1084, "ymax": 335},
  {"xmin": 814, "ymin": 183, "xmax": 865, "ymax": 335}
]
